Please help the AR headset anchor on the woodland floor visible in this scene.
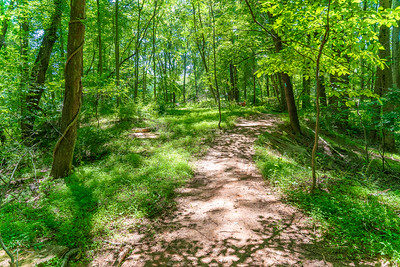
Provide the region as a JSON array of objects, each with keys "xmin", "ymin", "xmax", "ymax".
[{"xmin": 90, "ymin": 114, "xmax": 381, "ymax": 267}]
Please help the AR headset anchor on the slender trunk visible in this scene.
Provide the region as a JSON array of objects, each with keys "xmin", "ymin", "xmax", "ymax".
[
  {"xmin": 319, "ymin": 75, "xmax": 327, "ymax": 107},
  {"xmin": 253, "ymin": 59, "xmax": 256, "ymax": 105},
  {"xmin": 229, "ymin": 63, "xmax": 237, "ymax": 101},
  {"xmin": 192, "ymin": 2, "xmax": 217, "ymax": 102},
  {"xmin": 0, "ymin": 233, "xmax": 15, "ymax": 267},
  {"xmin": 95, "ymin": 0, "xmax": 103, "ymax": 126},
  {"xmin": 393, "ymin": 0, "xmax": 400, "ymax": 89},
  {"xmin": 143, "ymin": 66, "xmax": 147, "ymax": 100},
  {"xmin": 244, "ymin": 70, "xmax": 248, "ymax": 101},
  {"xmin": 183, "ymin": 51, "xmax": 187, "ymax": 103},
  {"xmin": 115, "ymin": 0, "xmax": 120, "ymax": 105},
  {"xmin": 19, "ymin": 7, "xmax": 29, "ymax": 131},
  {"xmin": 210, "ymin": 2, "xmax": 222, "ymax": 128},
  {"xmin": 311, "ymin": 0, "xmax": 331, "ymax": 193},
  {"xmin": 194, "ymin": 56, "xmax": 198, "ymax": 100},
  {"xmin": 374, "ymin": 0, "xmax": 395, "ymax": 151},
  {"xmin": 134, "ymin": 0, "xmax": 143, "ymax": 100},
  {"xmin": 302, "ymin": 75, "xmax": 311, "ymax": 109},
  {"xmin": 152, "ymin": 3, "xmax": 157, "ymax": 100},
  {"xmin": 51, "ymin": 0, "xmax": 86, "ymax": 178},
  {"xmin": 21, "ymin": 0, "xmax": 63, "ymax": 141}
]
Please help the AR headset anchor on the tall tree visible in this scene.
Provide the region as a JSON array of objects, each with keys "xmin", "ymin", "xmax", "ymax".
[
  {"xmin": 393, "ymin": 0, "xmax": 400, "ymax": 89},
  {"xmin": 95, "ymin": 0, "xmax": 103, "ymax": 122},
  {"xmin": 210, "ymin": 1, "xmax": 222, "ymax": 128},
  {"xmin": 375, "ymin": 0, "xmax": 396, "ymax": 151},
  {"xmin": 51, "ymin": 0, "xmax": 86, "ymax": 178},
  {"xmin": 20, "ymin": 0, "xmax": 63, "ymax": 141},
  {"xmin": 244, "ymin": 0, "xmax": 301, "ymax": 135},
  {"xmin": 115, "ymin": 0, "xmax": 120, "ymax": 105}
]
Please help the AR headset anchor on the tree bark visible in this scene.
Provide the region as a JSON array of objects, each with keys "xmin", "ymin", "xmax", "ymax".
[
  {"xmin": 302, "ymin": 75, "xmax": 311, "ymax": 109},
  {"xmin": 311, "ymin": 0, "xmax": 331, "ymax": 193},
  {"xmin": 51, "ymin": 0, "xmax": 86, "ymax": 178},
  {"xmin": 192, "ymin": 2, "xmax": 217, "ymax": 102},
  {"xmin": 253, "ymin": 56, "xmax": 257, "ymax": 105},
  {"xmin": 95, "ymin": 0, "xmax": 103, "ymax": 124},
  {"xmin": 152, "ymin": 1, "xmax": 157, "ymax": 100},
  {"xmin": 19, "ymin": 4, "xmax": 29, "ymax": 132},
  {"xmin": 393, "ymin": 0, "xmax": 400, "ymax": 89},
  {"xmin": 210, "ymin": 2, "xmax": 222, "ymax": 128},
  {"xmin": 319, "ymin": 75, "xmax": 327, "ymax": 107},
  {"xmin": 374, "ymin": 0, "xmax": 395, "ymax": 151},
  {"xmin": 115, "ymin": 0, "xmax": 120, "ymax": 105},
  {"xmin": 183, "ymin": 50, "xmax": 187, "ymax": 103},
  {"xmin": 134, "ymin": 0, "xmax": 144, "ymax": 100},
  {"xmin": 280, "ymin": 72, "xmax": 301, "ymax": 134}
]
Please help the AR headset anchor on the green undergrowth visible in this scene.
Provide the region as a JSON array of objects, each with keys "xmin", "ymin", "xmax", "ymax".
[
  {"xmin": 255, "ymin": 122, "xmax": 400, "ymax": 262},
  {"xmin": 0, "ymin": 104, "xmax": 264, "ymax": 255}
]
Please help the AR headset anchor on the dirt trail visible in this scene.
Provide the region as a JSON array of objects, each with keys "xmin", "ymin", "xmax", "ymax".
[{"xmin": 94, "ymin": 114, "xmax": 335, "ymax": 266}]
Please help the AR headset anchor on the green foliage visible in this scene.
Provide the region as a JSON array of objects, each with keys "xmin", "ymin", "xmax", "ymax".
[
  {"xmin": 255, "ymin": 122, "xmax": 400, "ymax": 262},
  {"xmin": 74, "ymin": 127, "xmax": 112, "ymax": 164},
  {"xmin": 0, "ymin": 106, "xmax": 261, "ymax": 255}
]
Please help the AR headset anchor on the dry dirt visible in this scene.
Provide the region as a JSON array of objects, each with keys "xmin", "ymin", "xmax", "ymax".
[{"xmin": 91, "ymin": 114, "xmax": 377, "ymax": 267}]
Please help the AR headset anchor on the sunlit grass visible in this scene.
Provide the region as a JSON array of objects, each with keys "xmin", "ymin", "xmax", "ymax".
[
  {"xmin": 255, "ymin": 122, "xmax": 400, "ymax": 262},
  {"xmin": 0, "ymin": 104, "xmax": 264, "ymax": 254}
]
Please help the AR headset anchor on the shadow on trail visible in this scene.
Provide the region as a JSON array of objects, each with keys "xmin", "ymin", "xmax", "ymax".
[
  {"xmin": 129, "ymin": 212, "xmax": 370, "ymax": 266},
  {"xmin": 110, "ymin": 114, "xmax": 375, "ymax": 266}
]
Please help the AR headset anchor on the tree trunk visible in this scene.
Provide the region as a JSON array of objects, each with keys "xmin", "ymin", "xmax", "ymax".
[
  {"xmin": 281, "ymin": 72, "xmax": 301, "ymax": 134},
  {"xmin": 302, "ymin": 75, "xmax": 311, "ymax": 109},
  {"xmin": 253, "ymin": 57, "xmax": 257, "ymax": 105},
  {"xmin": 319, "ymin": 75, "xmax": 327, "ymax": 107},
  {"xmin": 278, "ymin": 73, "xmax": 287, "ymax": 111},
  {"xmin": 21, "ymin": 0, "xmax": 63, "ymax": 141},
  {"xmin": 374, "ymin": 0, "xmax": 396, "ymax": 151},
  {"xmin": 19, "ymin": 7, "xmax": 29, "ymax": 132},
  {"xmin": 311, "ymin": 0, "xmax": 331, "ymax": 192},
  {"xmin": 134, "ymin": 0, "xmax": 144, "ymax": 100},
  {"xmin": 152, "ymin": 2, "xmax": 157, "ymax": 100},
  {"xmin": 393, "ymin": 0, "xmax": 400, "ymax": 89},
  {"xmin": 273, "ymin": 34, "xmax": 300, "ymax": 134},
  {"xmin": 115, "ymin": 0, "xmax": 120, "ymax": 105},
  {"xmin": 192, "ymin": 2, "xmax": 217, "ymax": 103},
  {"xmin": 51, "ymin": 0, "xmax": 86, "ymax": 178},
  {"xmin": 183, "ymin": 51, "xmax": 187, "ymax": 103},
  {"xmin": 243, "ymin": 70, "xmax": 248, "ymax": 101},
  {"xmin": 95, "ymin": 0, "xmax": 103, "ymax": 124},
  {"xmin": 210, "ymin": 2, "xmax": 222, "ymax": 128},
  {"xmin": 194, "ymin": 55, "xmax": 199, "ymax": 100}
]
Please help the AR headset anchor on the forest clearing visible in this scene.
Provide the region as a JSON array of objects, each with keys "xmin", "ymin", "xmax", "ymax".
[{"xmin": 1, "ymin": 0, "xmax": 400, "ymax": 266}]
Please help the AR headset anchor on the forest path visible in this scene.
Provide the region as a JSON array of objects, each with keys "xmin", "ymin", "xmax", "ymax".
[{"xmin": 96, "ymin": 114, "xmax": 333, "ymax": 266}]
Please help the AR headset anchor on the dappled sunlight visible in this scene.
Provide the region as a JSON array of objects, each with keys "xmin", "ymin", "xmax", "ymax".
[{"xmin": 92, "ymin": 114, "xmax": 346, "ymax": 266}]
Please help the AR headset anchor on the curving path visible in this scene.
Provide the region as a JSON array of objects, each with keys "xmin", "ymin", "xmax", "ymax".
[{"xmin": 94, "ymin": 114, "xmax": 334, "ymax": 266}]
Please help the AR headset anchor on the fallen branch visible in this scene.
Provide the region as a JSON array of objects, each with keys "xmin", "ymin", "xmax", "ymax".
[
  {"xmin": 0, "ymin": 233, "xmax": 16, "ymax": 267},
  {"xmin": 61, "ymin": 248, "xmax": 79, "ymax": 267}
]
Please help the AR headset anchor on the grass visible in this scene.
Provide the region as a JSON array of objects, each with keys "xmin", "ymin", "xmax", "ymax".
[
  {"xmin": 0, "ymin": 103, "xmax": 264, "ymax": 264},
  {"xmin": 255, "ymin": 118, "xmax": 400, "ymax": 263}
]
